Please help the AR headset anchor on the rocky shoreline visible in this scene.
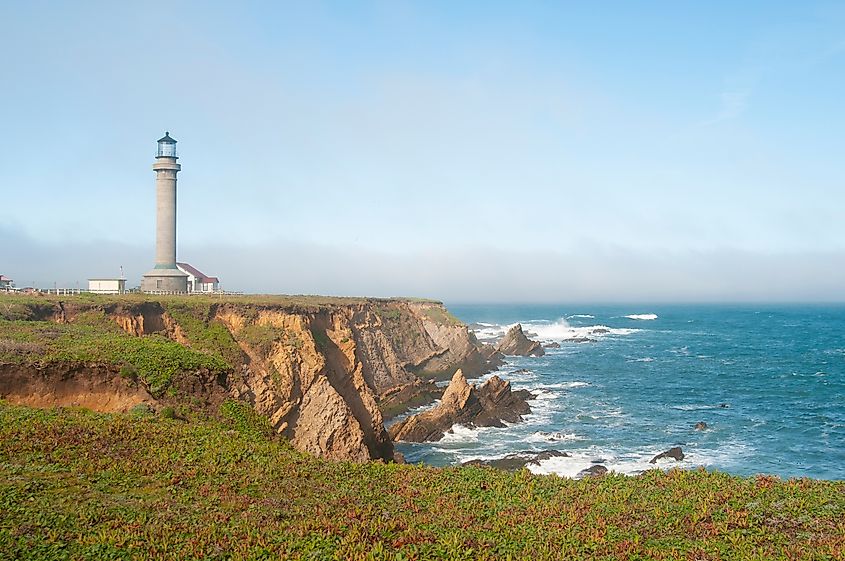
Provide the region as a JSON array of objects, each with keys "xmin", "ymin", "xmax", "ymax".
[
  {"xmin": 0, "ymin": 295, "xmax": 701, "ymax": 476},
  {"xmin": 0, "ymin": 295, "xmax": 508, "ymax": 463}
]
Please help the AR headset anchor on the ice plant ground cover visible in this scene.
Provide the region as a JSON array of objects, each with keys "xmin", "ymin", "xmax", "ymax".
[{"xmin": 1, "ymin": 403, "xmax": 843, "ymax": 560}]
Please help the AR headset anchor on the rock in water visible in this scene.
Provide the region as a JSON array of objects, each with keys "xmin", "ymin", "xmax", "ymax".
[
  {"xmin": 474, "ymin": 375, "xmax": 533, "ymax": 427},
  {"xmin": 496, "ymin": 324, "xmax": 545, "ymax": 357},
  {"xmin": 694, "ymin": 421, "xmax": 708, "ymax": 430},
  {"xmin": 577, "ymin": 465, "xmax": 609, "ymax": 478},
  {"xmin": 649, "ymin": 446, "xmax": 685, "ymax": 464},
  {"xmin": 389, "ymin": 370, "xmax": 534, "ymax": 442},
  {"xmin": 462, "ymin": 450, "xmax": 569, "ymax": 471},
  {"xmin": 543, "ymin": 342, "xmax": 561, "ymax": 349}
]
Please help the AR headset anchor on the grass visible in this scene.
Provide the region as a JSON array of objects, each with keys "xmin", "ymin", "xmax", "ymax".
[
  {"xmin": 1, "ymin": 403, "xmax": 844, "ymax": 560},
  {"xmin": 163, "ymin": 301, "xmax": 244, "ymax": 367},
  {"xmin": 0, "ymin": 292, "xmax": 432, "ymax": 315},
  {"xmin": 0, "ymin": 319, "xmax": 229, "ymax": 397},
  {"xmin": 418, "ymin": 305, "xmax": 462, "ymax": 327}
]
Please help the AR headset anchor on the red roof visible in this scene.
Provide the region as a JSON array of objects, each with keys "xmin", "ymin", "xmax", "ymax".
[{"xmin": 176, "ymin": 262, "xmax": 218, "ymax": 283}]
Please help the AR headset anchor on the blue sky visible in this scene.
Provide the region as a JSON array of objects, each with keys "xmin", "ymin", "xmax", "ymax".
[{"xmin": 1, "ymin": 1, "xmax": 844, "ymax": 301}]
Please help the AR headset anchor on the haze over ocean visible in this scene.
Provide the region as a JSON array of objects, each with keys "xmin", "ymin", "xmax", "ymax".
[{"xmin": 395, "ymin": 304, "xmax": 845, "ymax": 479}]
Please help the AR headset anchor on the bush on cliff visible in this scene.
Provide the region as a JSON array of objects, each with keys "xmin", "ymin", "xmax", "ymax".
[{"xmin": 0, "ymin": 319, "xmax": 229, "ymax": 397}]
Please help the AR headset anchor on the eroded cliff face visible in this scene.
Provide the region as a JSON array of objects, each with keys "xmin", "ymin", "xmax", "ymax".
[
  {"xmin": 217, "ymin": 307, "xmax": 393, "ymax": 462},
  {"xmin": 0, "ymin": 297, "xmax": 492, "ymax": 463},
  {"xmin": 0, "ymin": 362, "xmax": 155, "ymax": 413}
]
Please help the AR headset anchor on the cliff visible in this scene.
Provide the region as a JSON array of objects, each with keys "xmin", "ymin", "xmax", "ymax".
[{"xmin": 0, "ymin": 294, "xmax": 497, "ymax": 462}]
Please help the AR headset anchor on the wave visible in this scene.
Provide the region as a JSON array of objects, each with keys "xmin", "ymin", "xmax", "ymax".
[
  {"xmin": 526, "ymin": 440, "xmax": 753, "ymax": 478},
  {"xmin": 534, "ymin": 381, "xmax": 591, "ymax": 389},
  {"xmin": 567, "ymin": 314, "xmax": 595, "ymax": 319},
  {"xmin": 525, "ymin": 431, "xmax": 585, "ymax": 443},
  {"xmin": 671, "ymin": 403, "xmax": 730, "ymax": 411},
  {"xmin": 624, "ymin": 313, "xmax": 658, "ymax": 320},
  {"xmin": 523, "ymin": 319, "xmax": 640, "ymax": 341},
  {"xmin": 469, "ymin": 317, "xmax": 641, "ymax": 343}
]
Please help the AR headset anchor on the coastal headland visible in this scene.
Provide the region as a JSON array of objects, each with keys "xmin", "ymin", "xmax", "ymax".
[
  {"xmin": 0, "ymin": 293, "xmax": 506, "ymax": 462},
  {"xmin": 2, "ymin": 294, "xmax": 844, "ymax": 559}
]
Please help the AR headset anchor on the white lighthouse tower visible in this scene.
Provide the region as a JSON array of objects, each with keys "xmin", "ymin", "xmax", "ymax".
[{"xmin": 141, "ymin": 132, "xmax": 188, "ymax": 293}]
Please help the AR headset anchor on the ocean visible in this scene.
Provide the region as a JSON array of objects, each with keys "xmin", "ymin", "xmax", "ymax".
[{"xmin": 392, "ymin": 304, "xmax": 845, "ymax": 480}]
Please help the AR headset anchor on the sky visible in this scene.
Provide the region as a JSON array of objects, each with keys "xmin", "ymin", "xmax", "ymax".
[{"xmin": 1, "ymin": 1, "xmax": 844, "ymax": 302}]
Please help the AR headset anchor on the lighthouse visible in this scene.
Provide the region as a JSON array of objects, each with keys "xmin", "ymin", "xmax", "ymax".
[{"xmin": 141, "ymin": 132, "xmax": 188, "ymax": 293}]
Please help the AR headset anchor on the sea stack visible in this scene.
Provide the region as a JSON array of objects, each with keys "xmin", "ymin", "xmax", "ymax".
[{"xmin": 141, "ymin": 132, "xmax": 188, "ymax": 293}]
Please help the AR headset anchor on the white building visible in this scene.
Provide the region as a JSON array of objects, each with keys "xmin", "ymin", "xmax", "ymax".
[
  {"xmin": 0, "ymin": 275, "xmax": 13, "ymax": 291},
  {"xmin": 88, "ymin": 278, "xmax": 127, "ymax": 294},
  {"xmin": 176, "ymin": 262, "xmax": 220, "ymax": 293}
]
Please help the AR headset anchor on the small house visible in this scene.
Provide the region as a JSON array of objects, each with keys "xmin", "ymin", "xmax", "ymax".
[
  {"xmin": 88, "ymin": 278, "xmax": 127, "ymax": 294},
  {"xmin": 176, "ymin": 262, "xmax": 220, "ymax": 293}
]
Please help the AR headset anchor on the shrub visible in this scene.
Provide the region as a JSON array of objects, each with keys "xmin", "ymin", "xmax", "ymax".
[{"xmin": 219, "ymin": 399, "xmax": 274, "ymax": 439}]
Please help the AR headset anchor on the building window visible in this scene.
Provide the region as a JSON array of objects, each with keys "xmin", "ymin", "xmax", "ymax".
[{"xmin": 156, "ymin": 280, "xmax": 162, "ymax": 289}]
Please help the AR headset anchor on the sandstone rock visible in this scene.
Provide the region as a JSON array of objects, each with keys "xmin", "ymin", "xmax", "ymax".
[
  {"xmin": 478, "ymin": 344, "xmax": 506, "ymax": 370},
  {"xmin": 577, "ymin": 465, "xmax": 608, "ymax": 478},
  {"xmin": 389, "ymin": 371, "xmax": 534, "ymax": 442},
  {"xmin": 694, "ymin": 421, "xmax": 708, "ymax": 430},
  {"xmin": 474, "ymin": 375, "xmax": 532, "ymax": 427},
  {"xmin": 496, "ymin": 324, "xmax": 545, "ymax": 357},
  {"xmin": 378, "ymin": 380, "xmax": 442, "ymax": 419},
  {"xmin": 408, "ymin": 302, "xmax": 501, "ymax": 378},
  {"xmin": 650, "ymin": 446, "xmax": 685, "ymax": 464}
]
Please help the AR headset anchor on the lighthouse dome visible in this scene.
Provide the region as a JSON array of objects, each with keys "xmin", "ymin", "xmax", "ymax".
[{"xmin": 156, "ymin": 132, "xmax": 177, "ymax": 158}]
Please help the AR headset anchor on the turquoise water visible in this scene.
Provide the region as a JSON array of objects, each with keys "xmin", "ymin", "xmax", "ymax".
[{"xmin": 394, "ymin": 304, "xmax": 845, "ymax": 480}]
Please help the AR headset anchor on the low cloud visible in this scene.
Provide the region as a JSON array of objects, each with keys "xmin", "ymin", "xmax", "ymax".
[{"xmin": 2, "ymin": 226, "xmax": 843, "ymax": 302}]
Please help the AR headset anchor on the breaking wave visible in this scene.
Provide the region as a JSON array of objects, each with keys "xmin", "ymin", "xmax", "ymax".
[{"xmin": 624, "ymin": 313, "xmax": 658, "ymax": 320}]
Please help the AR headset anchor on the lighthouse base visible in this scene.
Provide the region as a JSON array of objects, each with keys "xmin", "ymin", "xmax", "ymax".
[{"xmin": 141, "ymin": 267, "xmax": 188, "ymax": 294}]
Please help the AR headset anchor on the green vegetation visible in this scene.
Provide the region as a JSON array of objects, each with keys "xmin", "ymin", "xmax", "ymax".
[
  {"xmin": 219, "ymin": 399, "xmax": 275, "ymax": 439},
  {"xmin": 311, "ymin": 328, "xmax": 331, "ymax": 351},
  {"xmin": 418, "ymin": 305, "xmax": 462, "ymax": 326},
  {"xmin": 163, "ymin": 301, "xmax": 244, "ymax": 366},
  {"xmin": 238, "ymin": 323, "xmax": 303, "ymax": 357},
  {"xmin": 0, "ymin": 319, "xmax": 229, "ymax": 397},
  {"xmin": 1, "ymin": 403, "xmax": 843, "ymax": 560},
  {"xmin": 0, "ymin": 292, "xmax": 420, "ymax": 315},
  {"xmin": 377, "ymin": 306, "xmax": 404, "ymax": 321}
]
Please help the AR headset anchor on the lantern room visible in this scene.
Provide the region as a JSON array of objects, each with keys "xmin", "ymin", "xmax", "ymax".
[{"xmin": 156, "ymin": 132, "xmax": 177, "ymax": 158}]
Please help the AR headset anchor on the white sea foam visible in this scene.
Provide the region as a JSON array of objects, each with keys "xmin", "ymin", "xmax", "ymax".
[
  {"xmin": 568, "ymin": 314, "xmax": 595, "ymax": 319},
  {"xmin": 533, "ymin": 381, "xmax": 590, "ymax": 389},
  {"xmin": 527, "ymin": 440, "xmax": 753, "ymax": 478},
  {"xmin": 624, "ymin": 313, "xmax": 658, "ymax": 320},
  {"xmin": 628, "ymin": 357, "xmax": 655, "ymax": 363},
  {"xmin": 525, "ymin": 431, "xmax": 585, "ymax": 443},
  {"xmin": 437, "ymin": 424, "xmax": 485, "ymax": 444},
  {"xmin": 469, "ymin": 317, "xmax": 640, "ymax": 344},
  {"xmin": 523, "ymin": 319, "xmax": 639, "ymax": 341},
  {"xmin": 528, "ymin": 389, "xmax": 559, "ymax": 401}
]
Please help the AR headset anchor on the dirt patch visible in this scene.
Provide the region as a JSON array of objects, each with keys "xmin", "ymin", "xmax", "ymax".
[{"xmin": 0, "ymin": 362, "xmax": 155, "ymax": 413}]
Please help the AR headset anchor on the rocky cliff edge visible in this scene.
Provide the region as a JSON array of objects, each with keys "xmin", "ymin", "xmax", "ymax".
[{"xmin": 0, "ymin": 295, "xmax": 499, "ymax": 462}]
